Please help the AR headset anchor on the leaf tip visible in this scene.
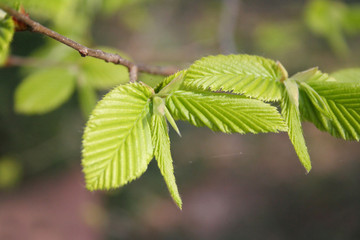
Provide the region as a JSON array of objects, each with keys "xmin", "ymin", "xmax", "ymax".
[
  {"xmin": 174, "ymin": 196, "xmax": 183, "ymax": 210},
  {"xmin": 304, "ymin": 163, "xmax": 312, "ymax": 174}
]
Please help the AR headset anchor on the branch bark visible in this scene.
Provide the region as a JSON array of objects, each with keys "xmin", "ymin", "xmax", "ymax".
[{"xmin": 0, "ymin": 4, "xmax": 179, "ymax": 81}]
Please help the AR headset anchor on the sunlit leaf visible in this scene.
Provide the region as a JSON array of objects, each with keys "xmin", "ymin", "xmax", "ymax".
[
  {"xmin": 282, "ymin": 87, "xmax": 312, "ymax": 172},
  {"xmin": 184, "ymin": 55, "xmax": 283, "ymax": 101},
  {"xmin": 155, "ymin": 70, "xmax": 186, "ymax": 94},
  {"xmin": 300, "ymin": 69, "xmax": 360, "ymax": 140},
  {"xmin": 151, "ymin": 114, "xmax": 182, "ymax": 209},
  {"xmin": 284, "ymin": 79, "xmax": 299, "ymax": 107},
  {"xmin": 82, "ymin": 83, "xmax": 154, "ymax": 190},
  {"xmin": 166, "ymin": 90, "xmax": 287, "ymax": 134},
  {"xmin": 15, "ymin": 68, "xmax": 75, "ymax": 114}
]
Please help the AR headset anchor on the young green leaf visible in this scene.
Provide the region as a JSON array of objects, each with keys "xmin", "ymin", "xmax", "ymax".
[
  {"xmin": 151, "ymin": 114, "xmax": 182, "ymax": 209},
  {"xmin": 166, "ymin": 90, "xmax": 287, "ymax": 134},
  {"xmin": 154, "ymin": 70, "xmax": 186, "ymax": 94},
  {"xmin": 153, "ymin": 96, "xmax": 181, "ymax": 136},
  {"xmin": 15, "ymin": 68, "xmax": 75, "ymax": 114},
  {"xmin": 283, "ymin": 79, "xmax": 299, "ymax": 107},
  {"xmin": 299, "ymin": 69, "xmax": 360, "ymax": 140},
  {"xmin": 80, "ymin": 47, "xmax": 130, "ymax": 89},
  {"xmin": 157, "ymin": 71, "xmax": 185, "ymax": 97},
  {"xmin": 0, "ymin": 11, "xmax": 14, "ymax": 65},
  {"xmin": 184, "ymin": 55, "xmax": 283, "ymax": 101},
  {"xmin": 82, "ymin": 83, "xmax": 154, "ymax": 190},
  {"xmin": 299, "ymin": 82, "xmax": 331, "ymax": 117},
  {"xmin": 282, "ymin": 87, "xmax": 312, "ymax": 173},
  {"xmin": 290, "ymin": 67, "xmax": 319, "ymax": 83}
]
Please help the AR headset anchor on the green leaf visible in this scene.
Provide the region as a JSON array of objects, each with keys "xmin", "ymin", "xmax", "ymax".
[
  {"xmin": 155, "ymin": 70, "xmax": 186, "ymax": 94},
  {"xmin": 164, "ymin": 106, "xmax": 181, "ymax": 137},
  {"xmin": 80, "ymin": 47, "xmax": 130, "ymax": 89},
  {"xmin": 290, "ymin": 67, "xmax": 319, "ymax": 83},
  {"xmin": 184, "ymin": 55, "xmax": 284, "ymax": 101},
  {"xmin": 299, "ymin": 69, "xmax": 360, "ymax": 140},
  {"xmin": 151, "ymin": 114, "xmax": 182, "ymax": 209},
  {"xmin": 0, "ymin": 10, "xmax": 14, "ymax": 65},
  {"xmin": 82, "ymin": 83, "xmax": 154, "ymax": 190},
  {"xmin": 153, "ymin": 96, "xmax": 181, "ymax": 136},
  {"xmin": 15, "ymin": 68, "xmax": 75, "ymax": 114},
  {"xmin": 283, "ymin": 79, "xmax": 299, "ymax": 107},
  {"xmin": 166, "ymin": 90, "xmax": 287, "ymax": 134},
  {"xmin": 331, "ymin": 68, "xmax": 360, "ymax": 83},
  {"xmin": 282, "ymin": 88, "xmax": 312, "ymax": 173},
  {"xmin": 299, "ymin": 82, "xmax": 331, "ymax": 117},
  {"xmin": 77, "ymin": 76, "xmax": 97, "ymax": 118},
  {"xmin": 304, "ymin": 0, "xmax": 349, "ymax": 56}
]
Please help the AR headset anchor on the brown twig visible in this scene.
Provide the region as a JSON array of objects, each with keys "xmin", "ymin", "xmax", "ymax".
[{"xmin": 0, "ymin": 4, "xmax": 179, "ymax": 82}]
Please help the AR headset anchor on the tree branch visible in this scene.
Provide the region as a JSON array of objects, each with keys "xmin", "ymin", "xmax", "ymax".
[{"xmin": 0, "ymin": 4, "xmax": 179, "ymax": 81}]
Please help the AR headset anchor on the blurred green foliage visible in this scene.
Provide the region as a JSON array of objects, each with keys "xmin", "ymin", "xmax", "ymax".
[
  {"xmin": 304, "ymin": 0, "xmax": 360, "ymax": 57},
  {"xmin": 0, "ymin": 156, "xmax": 22, "ymax": 189}
]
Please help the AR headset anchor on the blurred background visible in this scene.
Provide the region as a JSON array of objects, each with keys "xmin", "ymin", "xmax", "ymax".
[{"xmin": 1, "ymin": 0, "xmax": 360, "ymax": 239}]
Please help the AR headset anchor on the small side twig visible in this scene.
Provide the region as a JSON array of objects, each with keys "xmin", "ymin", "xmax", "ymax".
[{"xmin": 0, "ymin": 4, "xmax": 179, "ymax": 81}]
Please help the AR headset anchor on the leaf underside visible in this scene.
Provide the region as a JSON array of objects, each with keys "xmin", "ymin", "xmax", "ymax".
[
  {"xmin": 184, "ymin": 54, "xmax": 283, "ymax": 101},
  {"xmin": 82, "ymin": 83, "xmax": 154, "ymax": 190},
  {"xmin": 151, "ymin": 114, "xmax": 182, "ymax": 209},
  {"xmin": 166, "ymin": 90, "xmax": 287, "ymax": 134}
]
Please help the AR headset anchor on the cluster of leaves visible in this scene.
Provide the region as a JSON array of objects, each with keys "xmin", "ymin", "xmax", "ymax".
[
  {"xmin": 81, "ymin": 54, "xmax": 360, "ymax": 209},
  {"xmin": 1, "ymin": 2, "xmax": 360, "ymax": 209}
]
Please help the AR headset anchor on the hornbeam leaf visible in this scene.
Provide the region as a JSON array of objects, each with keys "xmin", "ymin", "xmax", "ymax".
[
  {"xmin": 153, "ymin": 95, "xmax": 181, "ymax": 136},
  {"xmin": 155, "ymin": 70, "xmax": 187, "ymax": 94},
  {"xmin": 284, "ymin": 79, "xmax": 299, "ymax": 107},
  {"xmin": 82, "ymin": 83, "xmax": 154, "ymax": 190},
  {"xmin": 299, "ymin": 69, "xmax": 360, "ymax": 140},
  {"xmin": 184, "ymin": 55, "xmax": 283, "ymax": 101},
  {"xmin": 0, "ymin": 11, "xmax": 14, "ymax": 65},
  {"xmin": 282, "ymin": 89, "xmax": 312, "ymax": 172},
  {"xmin": 331, "ymin": 68, "xmax": 360, "ymax": 83},
  {"xmin": 151, "ymin": 114, "xmax": 182, "ymax": 209},
  {"xmin": 165, "ymin": 106, "xmax": 181, "ymax": 137},
  {"xmin": 290, "ymin": 67, "xmax": 319, "ymax": 83},
  {"xmin": 15, "ymin": 68, "xmax": 75, "ymax": 114},
  {"xmin": 166, "ymin": 90, "xmax": 287, "ymax": 134},
  {"xmin": 299, "ymin": 82, "xmax": 331, "ymax": 117}
]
